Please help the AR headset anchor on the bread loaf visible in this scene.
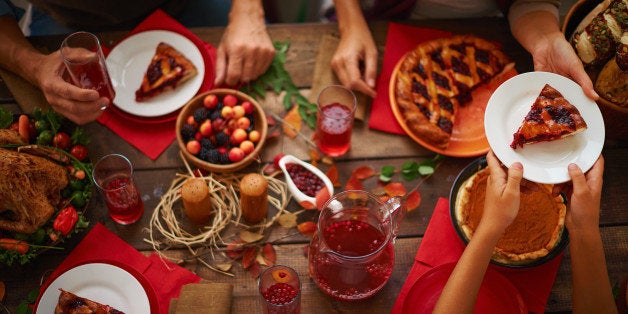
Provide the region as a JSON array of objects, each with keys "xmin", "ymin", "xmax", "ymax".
[
  {"xmin": 239, "ymin": 173, "xmax": 268, "ymax": 223},
  {"xmin": 181, "ymin": 178, "xmax": 213, "ymax": 224}
]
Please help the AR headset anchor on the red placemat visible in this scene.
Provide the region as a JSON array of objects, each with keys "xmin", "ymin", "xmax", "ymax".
[
  {"xmin": 97, "ymin": 9, "xmax": 216, "ymax": 160},
  {"xmin": 391, "ymin": 198, "xmax": 563, "ymax": 314},
  {"xmin": 37, "ymin": 223, "xmax": 200, "ymax": 314}
]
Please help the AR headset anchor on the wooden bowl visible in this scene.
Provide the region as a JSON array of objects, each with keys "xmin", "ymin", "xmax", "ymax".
[
  {"xmin": 562, "ymin": 0, "xmax": 628, "ymax": 140},
  {"xmin": 176, "ymin": 89, "xmax": 267, "ymax": 173}
]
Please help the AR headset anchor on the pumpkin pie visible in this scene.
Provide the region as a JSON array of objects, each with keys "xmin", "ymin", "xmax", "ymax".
[{"xmin": 455, "ymin": 167, "xmax": 566, "ymax": 265}]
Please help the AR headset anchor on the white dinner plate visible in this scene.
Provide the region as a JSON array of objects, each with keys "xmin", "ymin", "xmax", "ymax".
[
  {"xmin": 36, "ymin": 263, "xmax": 151, "ymax": 313},
  {"xmin": 484, "ymin": 72, "xmax": 604, "ymax": 184},
  {"xmin": 106, "ymin": 30, "xmax": 205, "ymax": 117}
]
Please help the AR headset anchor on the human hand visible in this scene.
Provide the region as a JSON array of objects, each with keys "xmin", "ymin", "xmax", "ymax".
[
  {"xmin": 331, "ymin": 25, "xmax": 378, "ymax": 98},
  {"xmin": 36, "ymin": 52, "xmax": 110, "ymax": 125},
  {"xmin": 563, "ymin": 156, "xmax": 604, "ymax": 234},
  {"xmin": 480, "ymin": 151, "xmax": 524, "ymax": 233},
  {"xmin": 214, "ymin": 13, "xmax": 275, "ymax": 87},
  {"xmin": 531, "ymin": 32, "xmax": 599, "ymax": 100}
]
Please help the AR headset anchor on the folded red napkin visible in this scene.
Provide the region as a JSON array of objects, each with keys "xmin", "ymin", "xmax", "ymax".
[
  {"xmin": 97, "ymin": 9, "xmax": 216, "ymax": 160},
  {"xmin": 37, "ymin": 223, "xmax": 200, "ymax": 314},
  {"xmin": 368, "ymin": 23, "xmax": 451, "ymax": 134},
  {"xmin": 391, "ymin": 197, "xmax": 562, "ymax": 314}
]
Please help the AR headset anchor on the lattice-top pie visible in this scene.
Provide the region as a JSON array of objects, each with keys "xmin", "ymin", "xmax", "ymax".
[{"xmin": 395, "ymin": 35, "xmax": 512, "ymax": 149}]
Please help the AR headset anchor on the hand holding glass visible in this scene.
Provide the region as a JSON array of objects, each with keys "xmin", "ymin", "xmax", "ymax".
[
  {"xmin": 316, "ymin": 85, "xmax": 357, "ymax": 157},
  {"xmin": 60, "ymin": 31, "xmax": 115, "ymax": 101},
  {"xmin": 92, "ymin": 154, "xmax": 144, "ymax": 225}
]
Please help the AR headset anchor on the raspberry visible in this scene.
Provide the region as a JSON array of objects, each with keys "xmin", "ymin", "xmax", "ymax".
[
  {"xmin": 193, "ymin": 108, "xmax": 208, "ymax": 123},
  {"xmin": 180, "ymin": 124, "xmax": 195, "ymax": 141}
]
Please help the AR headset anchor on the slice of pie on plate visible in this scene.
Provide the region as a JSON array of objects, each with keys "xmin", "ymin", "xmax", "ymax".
[
  {"xmin": 135, "ymin": 42, "xmax": 198, "ymax": 102},
  {"xmin": 55, "ymin": 289, "xmax": 125, "ymax": 314},
  {"xmin": 510, "ymin": 84, "xmax": 588, "ymax": 149},
  {"xmin": 455, "ymin": 167, "xmax": 566, "ymax": 265}
]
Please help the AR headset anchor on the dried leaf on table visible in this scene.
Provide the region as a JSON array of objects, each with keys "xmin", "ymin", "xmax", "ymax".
[
  {"xmin": 315, "ymin": 186, "xmax": 331, "ymax": 211},
  {"xmin": 384, "ymin": 182, "xmax": 406, "ymax": 197},
  {"xmin": 262, "ymin": 243, "xmax": 276, "ymax": 266},
  {"xmin": 248, "ymin": 261, "xmax": 262, "ymax": 278},
  {"xmin": 406, "ymin": 190, "xmax": 422, "ymax": 212},
  {"xmin": 326, "ymin": 164, "xmax": 341, "ymax": 187},
  {"xmin": 225, "ymin": 240, "xmax": 245, "ymax": 259},
  {"xmin": 215, "ymin": 263, "xmax": 233, "ymax": 272},
  {"xmin": 256, "ymin": 253, "xmax": 268, "ymax": 266},
  {"xmin": 278, "ymin": 212, "xmax": 297, "ymax": 228},
  {"xmin": 345, "ymin": 174, "xmax": 364, "ymax": 191},
  {"xmin": 240, "ymin": 230, "xmax": 264, "ymax": 243},
  {"xmin": 352, "ymin": 166, "xmax": 376, "ymax": 180},
  {"xmin": 282, "ymin": 101, "xmax": 302, "ymax": 139},
  {"xmin": 266, "ymin": 129, "xmax": 281, "ymax": 140},
  {"xmin": 297, "ymin": 221, "xmax": 317, "ymax": 237},
  {"xmin": 299, "ymin": 200, "xmax": 316, "ymax": 210},
  {"xmin": 242, "ymin": 247, "xmax": 258, "ymax": 269}
]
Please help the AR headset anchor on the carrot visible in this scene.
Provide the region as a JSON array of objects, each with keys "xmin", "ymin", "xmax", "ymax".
[
  {"xmin": 0, "ymin": 238, "xmax": 29, "ymax": 254},
  {"xmin": 17, "ymin": 114, "xmax": 30, "ymax": 142}
]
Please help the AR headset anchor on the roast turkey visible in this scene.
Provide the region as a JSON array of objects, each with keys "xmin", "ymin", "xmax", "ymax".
[{"xmin": 0, "ymin": 130, "xmax": 69, "ymax": 234}]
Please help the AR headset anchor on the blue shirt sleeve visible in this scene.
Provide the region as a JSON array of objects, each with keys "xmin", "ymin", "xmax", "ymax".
[{"xmin": 0, "ymin": 0, "xmax": 24, "ymax": 20}]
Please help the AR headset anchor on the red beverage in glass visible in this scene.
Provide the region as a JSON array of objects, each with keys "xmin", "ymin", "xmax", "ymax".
[
  {"xmin": 308, "ymin": 219, "xmax": 394, "ymax": 301},
  {"xmin": 259, "ymin": 265, "xmax": 301, "ymax": 314},
  {"xmin": 103, "ymin": 176, "xmax": 144, "ymax": 225},
  {"xmin": 66, "ymin": 61, "xmax": 116, "ymax": 100},
  {"xmin": 262, "ymin": 283, "xmax": 300, "ymax": 314},
  {"xmin": 316, "ymin": 103, "xmax": 353, "ymax": 157}
]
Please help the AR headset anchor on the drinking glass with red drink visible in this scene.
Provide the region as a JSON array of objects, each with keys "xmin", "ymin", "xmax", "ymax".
[
  {"xmin": 308, "ymin": 190, "xmax": 405, "ymax": 301},
  {"xmin": 92, "ymin": 154, "xmax": 144, "ymax": 225},
  {"xmin": 60, "ymin": 31, "xmax": 116, "ymax": 103},
  {"xmin": 259, "ymin": 265, "xmax": 301, "ymax": 314},
  {"xmin": 316, "ymin": 85, "xmax": 357, "ymax": 157}
]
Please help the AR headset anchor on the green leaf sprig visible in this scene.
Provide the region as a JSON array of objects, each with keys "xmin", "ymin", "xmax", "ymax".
[
  {"xmin": 240, "ymin": 41, "xmax": 318, "ymax": 129},
  {"xmin": 379, "ymin": 154, "xmax": 444, "ymax": 183}
]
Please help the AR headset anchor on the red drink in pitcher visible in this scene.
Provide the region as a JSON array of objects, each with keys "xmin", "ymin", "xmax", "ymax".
[
  {"xmin": 308, "ymin": 219, "xmax": 394, "ymax": 301},
  {"xmin": 316, "ymin": 103, "xmax": 354, "ymax": 157},
  {"xmin": 104, "ymin": 176, "xmax": 144, "ymax": 225}
]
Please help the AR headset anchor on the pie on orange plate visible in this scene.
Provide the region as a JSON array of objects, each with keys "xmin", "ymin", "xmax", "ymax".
[
  {"xmin": 455, "ymin": 167, "xmax": 566, "ymax": 265},
  {"xmin": 510, "ymin": 84, "xmax": 588, "ymax": 149},
  {"xmin": 135, "ymin": 42, "xmax": 198, "ymax": 102},
  {"xmin": 55, "ymin": 289, "xmax": 124, "ymax": 314},
  {"xmin": 395, "ymin": 35, "xmax": 513, "ymax": 149}
]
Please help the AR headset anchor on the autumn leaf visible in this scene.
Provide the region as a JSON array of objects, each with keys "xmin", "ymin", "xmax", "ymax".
[
  {"xmin": 248, "ymin": 261, "xmax": 262, "ymax": 278},
  {"xmin": 326, "ymin": 164, "xmax": 341, "ymax": 187},
  {"xmin": 262, "ymin": 243, "xmax": 276, "ymax": 266},
  {"xmin": 406, "ymin": 190, "xmax": 422, "ymax": 212},
  {"xmin": 266, "ymin": 114, "xmax": 277, "ymax": 126},
  {"xmin": 353, "ymin": 166, "xmax": 376, "ymax": 180},
  {"xmin": 315, "ymin": 186, "xmax": 331, "ymax": 211},
  {"xmin": 215, "ymin": 263, "xmax": 233, "ymax": 272},
  {"xmin": 278, "ymin": 212, "xmax": 297, "ymax": 228},
  {"xmin": 297, "ymin": 221, "xmax": 317, "ymax": 237},
  {"xmin": 266, "ymin": 129, "xmax": 281, "ymax": 140},
  {"xmin": 240, "ymin": 230, "xmax": 264, "ymax": 243},
  {"xmin": 242, "ymin": 247, "xmax": 258, "ymax": 269},
  {"xmin": 309, "ymin": 149, "xmax": 321, "ymax": 164},
  {"xmin": 282, "ymin": 105, "xmax": 302, "ymax": 139},
  {"xmin": 225, "ymin": 240, "xmax": 245, "ymax": 259},
  {"xmin": 345, "ymin": 174, "xmax": 364, "ymax": 191},
  {"xmin": 299, "ymin": 200, "xmax": 316, "ymax": 210},
  {"xmin": 384, "ymin": 182, "xmax": 406, "ymax": 197}
]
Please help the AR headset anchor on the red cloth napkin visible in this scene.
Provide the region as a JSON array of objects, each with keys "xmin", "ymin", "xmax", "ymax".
[
  {"xmin": 391, "ymin": 197, "xmax": 563, "ymax": 314},
  {"xmin": 369, "ymin": 23, "xmax": 451, "ymax": 134},
  {"xmin": 37, "ymin": 223, "xmax": 200, "ymax": 314},
  {"xmin": 97, "ymin": 9, "xmax": 216, "ymax": 160}
]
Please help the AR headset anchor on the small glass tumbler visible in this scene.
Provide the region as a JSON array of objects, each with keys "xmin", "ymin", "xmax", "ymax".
[
  {"xmin": 60, "ymin": 31, "xmax": 116, "ymax": 101},
  {"xmin": 259, "ymin": 265, "xmax": 301, "ymax": 314},
  {"xmin": 316, "ymin": 85, "xmax": 357, "ymax": 157},
  {"xmin": 92, "ymin": 154, "xmax": 144, "ymax": 225}
]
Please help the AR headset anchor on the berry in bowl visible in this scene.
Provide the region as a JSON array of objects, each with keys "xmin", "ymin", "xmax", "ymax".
[
  {"xmin": 176, "ymin": 89, "xmax": 268, "ymax": 173},
  {"xmin": 277, "ymin": 154, "xmax": 334, "ymax": 209}
]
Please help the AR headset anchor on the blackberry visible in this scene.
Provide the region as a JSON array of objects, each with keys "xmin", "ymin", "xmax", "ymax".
[
  {"xmin": 207, "ymin": 149, "xmax": 221, "ymax": 163},
  {"xmin": 215, "ymin": 102, "xmax": 224, "ymax": 111},
  {"xmin": 209, "ymin": 109, "xmax": 222, "ymax": 120},
  {"xmin": 200, "ymin": 137, "xmax": 214, "ymax": 150},
  {"xmin": 180, "ymin": 124, "xmax": 195, "ymax": 141},
  {"xmin": 198, "ymin": 147, "xmax": 212, "ymax": 161},
  {"xmin": 215, "ymin": 132, "xmax": 229, "ymax": 147},
  {"xmin": 219, "ymin": 152, "xmax": 231, "ymax": 164},
  {"xmin": 193, "ymin": 108, "xmax": 208, "ymax": 123}
]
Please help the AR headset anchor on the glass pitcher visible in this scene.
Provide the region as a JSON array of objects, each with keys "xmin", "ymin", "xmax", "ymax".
[{"xmin": 308, "ymin": 190, "xmax": 406, "ymax": 302}]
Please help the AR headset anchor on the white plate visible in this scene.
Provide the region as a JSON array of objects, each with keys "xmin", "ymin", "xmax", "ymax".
[
  {"xmin": 484, "ymin": 72, "xmax": 604, "ymax": 184},
  {"xmin": 106, "ymin": 30, "xmax": 205, "ymax": 117},
  {"xmin": 36, "ymin": 263, "xmax": 151, "ymax": 313}
]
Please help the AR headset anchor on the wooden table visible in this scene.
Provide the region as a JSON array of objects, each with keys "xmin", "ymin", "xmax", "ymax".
[{"xmin": 1, "ymin": 19, "xmax": 627, "ymax": 313}]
